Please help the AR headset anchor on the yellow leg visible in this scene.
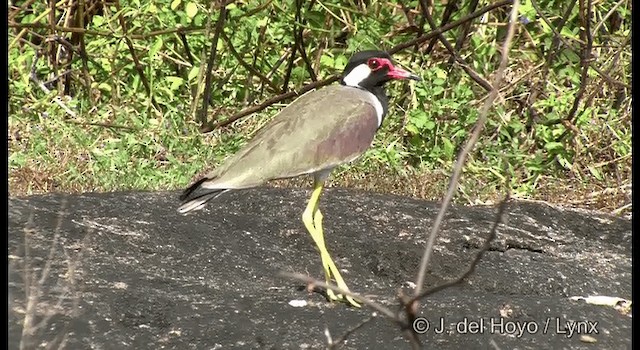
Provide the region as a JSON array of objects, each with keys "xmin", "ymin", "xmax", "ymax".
[{"xmin": 301, "ymin": 180, "xmax": 361, "ymax": 307}]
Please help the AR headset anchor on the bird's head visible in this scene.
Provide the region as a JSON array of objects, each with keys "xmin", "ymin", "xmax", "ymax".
[{"xmin": 340, "ymin": 50, "xmax": 421, "ymax": 90}]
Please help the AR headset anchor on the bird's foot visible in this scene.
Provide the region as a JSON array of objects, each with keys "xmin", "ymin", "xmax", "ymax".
[{"xmin": 326, "ymin": 287, "xmax": 361, "ymax": 308}]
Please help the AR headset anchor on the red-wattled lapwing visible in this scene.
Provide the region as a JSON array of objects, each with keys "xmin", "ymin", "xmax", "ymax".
[{"xmin": 178, "ymin": 50, "xmax": 420, "ymax": 307}]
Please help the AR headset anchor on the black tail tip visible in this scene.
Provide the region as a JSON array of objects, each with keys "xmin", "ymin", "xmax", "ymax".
[{"xmin": 179, "ymin": 177, "xmax": 209, "ymax": 201}]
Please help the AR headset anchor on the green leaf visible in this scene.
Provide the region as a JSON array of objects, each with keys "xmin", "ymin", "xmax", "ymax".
[
  {"xmin": 166, "ymin": 77, "xmax": 184, "ymax": 90},
  {"xmin": 92, "ymin": 16, "xmax": 104, "ymax": 26},
  {"xmin": 410, "ymin": 110, "xmax": 428, "ymax": 128},
  {"xmin": 544, "ymin": 141, "xmax": 564, "ymax": 152},
  {"xmin": 405, "ymin": 124, "xmax": 419, "ymax": 135},
  {"xmin": 149, "ymin": 37, "xmax": 163, "ymax": 58},
  {"xmin": 588, "ymin": 165, "xmax": 603, "ymax": 180},
  {"xmin": 320, "ymin": 54, "xmax": 334, "ymax": 67},
  {"xmin": 170, "ymin": 0, "xmax": 181, "ymax": 11},
  {"xmin": 98, "ymin": 83, "xmax": 112, "ymax": 92},
  {"xmin": 424, "ymin": 120, "xmax": 436, "ymax": 130},
  {"xmin": 255, "ymin": 17, "xmax": 268, "ymax": 27},
  {"xmin": 442, "ymin": 137, "xmax": 454, "ymax": 157},
  {"xmin": 186, "ymin": 2, "xmax": 198, "ymax": 18},
  {"xmin": 187, "ymin": 66, "xmax": 199, "ymax": 81},
  {"xmin": 556, "ymin": 155, "xmax": 572, "ymax": 169}
]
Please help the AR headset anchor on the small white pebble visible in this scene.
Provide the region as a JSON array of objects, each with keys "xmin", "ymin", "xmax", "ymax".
[{"xmin": 288, "ymin": 299, "xmax": 308, "ymax": 307}]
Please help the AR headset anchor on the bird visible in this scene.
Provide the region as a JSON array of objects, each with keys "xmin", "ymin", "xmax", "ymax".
[{"xmin": 178, "ymin": 50, "xmax": 420, "ymax": 307}]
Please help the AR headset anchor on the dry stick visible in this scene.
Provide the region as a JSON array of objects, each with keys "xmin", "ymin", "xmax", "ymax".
[
  {"xmin": 199, "ymin": 3, "xmax": 227, "ymax": 129},
  {"xmin": 221, "ymin": 32, "xmax": 279, "ymax": 92},
  {"xmin": 424, "ymin": 0, "xmax": 460, "ymax": 55},
  {"xmin": 417, "ymin": 0, "xmax": 492, "ymax": 91},
  {"xmin": 77, "ymin": 0, "xmax": 95, "ymax": 107},
  {"xmin": 581, "ymin": 34, "xmax": 631, "ymax": 111},
  {"xmin": 179, "ymin": 32, "xmax": 194, "ymax": 65},
  {"xmin": 412, "ymin": 0, "xmax": 520, "ymax": 307},
  {"xmin": 8, "ymin": 5, "xmax": 56, "ymax": 50},
  {"xmin": 113, "ymin": 0, "xmax": 158, "ymax": 110},
  {"xmin": 389, "ymin": 0, "xmax": 513, "ymax": 54},
  {"xmin": 449, "ymin": 0, "xmax": 479, "ymax": 64},
  {"xmin": 294, "ymin": 0, "xmax": 317, "ymax": 82},
  {"xmin": 47, "ymin": 0, "xmax": 61, "ymax": 94},
  {"xmin": 190, "ymin": 1, "xmax": 217, "ymax": 119},
  {"xmin": 412, "ymin": 191, "xmax": 510, "ymax": 303},
  {"xmin": 557, "ymin": 0, "xmax": 594, "ymax": 142},
  {"xmin": 280, "ymin": 272, "xmax": 398, "ymax": 321},
  {"xmin": 131, "ymin": 26, "xmax": 206, "ymax": 39},
  {"xmin": 592, "ymin": 0, "xmax": 626, "ymax": 35},
  {"xmin": 268, "ymin": 48, "xmax": 291, "ymax": 80},
  {"xmin": 525, "ymin": 0, "xmax": 576, "ymax": 128},
  {"xmin": 247, "ymin": 22, "xmax": 268, "ymax": 103},
  {"xmin": 281, "ymin": 37, "xmax": 299, "ymax": 92},
  {"xmin": 327, "ymin": 313, "xmax": 378, "ymax": 350},
  {"xmin": 237, "ymin": 0, "xmax": 272, "ymax": 18},
  {"xmin": 8, "ymin": 0, "xmax": 38, "ymax": 21},
  {"xmin": 66, "ymin": 120, "xmax": 134, "ymax": 130}
]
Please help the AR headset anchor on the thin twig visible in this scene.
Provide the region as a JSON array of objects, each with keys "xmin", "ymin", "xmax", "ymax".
[
  {"xmin": 281, "ymin": 43, "xmax": 299, "ymax": 92},
  {"xmin": 294, "ymin": 0, "xmax": 317, "ymax": 82},
  {"xmin": 412, "ymin": 0, "xmax": 520, "ymax": 309},
  {"xmin": 449, "ymin": 0, "xmax": 478, "ymax": 64},
  {"xmin": 417, "ymin": 0, "xmax": 492, "ymax": 91},
  {"xmin": 65, "ymin": 120, "xmax": 135, "ymax": 131},
  {"xmin": 412, "ymin": 192, "xmax": 510, "ymax": 303},
  {"xmin": 113, "ymin": 0, "xmax": 158, "ymax": 110},
  {"xmin": 558, "ymin": 0, "xmax": 594, "ymax": 141},
  {"xmin": 199, "ymin": 2, "xmax": 228, "ymax": 129},
  {"xmin": 389, "ymin": 0, "xmax": 513, "ymax": 54},
  {"xmin": 77, "ymin": 0, "xmax": 95, "ymax": 106},
  {"xmin": 178, "ymin": 32, "xmax": 194, "ymax": 64},
  {"xmin": 279, "ymin": 272, "xmax": 398, "ymax": 321},
  {"xmin": 424, "ymin": 0, "xmax": 459, "ymax": 55},
  {"xmin": 221, "ymin": 32, "xmax": 279, "ymax": 92},
  {"xmin": 328, "ymin": 313, "xmax": 378, "ymax": 349},
  {"xmin": 525, "ymin": 0, "xmax": 576, "ymax": 127}
]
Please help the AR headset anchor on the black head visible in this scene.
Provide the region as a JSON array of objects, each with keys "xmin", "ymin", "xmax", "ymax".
[{"xmin": 340, "ymin": 50, "xmax": 420, "ymax": 90}]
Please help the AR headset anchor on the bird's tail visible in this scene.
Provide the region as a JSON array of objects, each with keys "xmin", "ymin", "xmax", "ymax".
[{"xmin": 177, "ymin": 177, "xmax": 227, "ymax": 214}]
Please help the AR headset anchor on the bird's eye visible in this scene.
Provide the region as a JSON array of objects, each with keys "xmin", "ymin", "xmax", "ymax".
[{"xmin": 368, "ymin": 59, "xmax": 380, "ymax": 70}]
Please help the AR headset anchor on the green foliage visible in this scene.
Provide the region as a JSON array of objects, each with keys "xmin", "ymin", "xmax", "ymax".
[{"xmin": 8, "ymin": 0, "xmax": 632, "ymax": 212}]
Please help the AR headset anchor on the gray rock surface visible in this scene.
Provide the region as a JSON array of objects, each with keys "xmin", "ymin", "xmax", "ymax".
[{"xmin": 8, "ymin": 188, "xmax": 631, "ymax": 349}]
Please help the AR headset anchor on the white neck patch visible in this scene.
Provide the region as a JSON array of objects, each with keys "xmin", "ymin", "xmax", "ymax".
[
  {"xmin": 342, "ymin": 64, "xmax": 371, "ymax": 88},
  {"xmin": 366, "ymin": 91, "xmax": 384, "ymax": 127}
]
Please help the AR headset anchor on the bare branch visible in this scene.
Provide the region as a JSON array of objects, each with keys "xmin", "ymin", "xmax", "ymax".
[
  {"xmin": 417, "ymin": 0, "xmax": 492, "ymax": 91},
  {"xmin": 412, "ymin": 192, "xmax": 510, "ymax": 303},
  {"xmin": 199, "ymin": 2, "xmax": 228, "ymax": 129},
  {"xmin": 279, "ymin": 271, "xmax": 398, "ymax": 321},
  {"xmin": 389, "ymin": 0, "xmax": 513, "ymax": 54},
  {"xmin": 328, "ymin": 313, "xmax": 378, "ymax": 349},
  {"xmin": 221, "ymin": 32, "xmax": 280, "ymax": 92},
  {"xmin": 113, "ymin": 0, "xmax": 159, "ymax": 110},
  {"xmin": 412, "ymin": 0, "xmax": 520, "ymax": 309}
]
